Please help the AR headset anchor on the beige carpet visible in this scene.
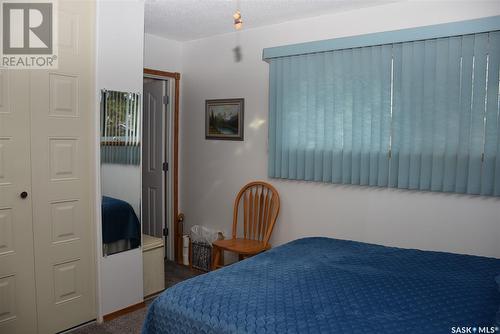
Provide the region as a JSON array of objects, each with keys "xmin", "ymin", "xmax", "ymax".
[{"xmin": 68, "ymin": 303, "xmax": 149, "ymax": 334}]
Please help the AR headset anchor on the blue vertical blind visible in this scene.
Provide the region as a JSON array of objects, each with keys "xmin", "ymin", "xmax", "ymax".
[
  {"xmin": 268, "ymin": 31, "xmax": 500, "ymax": 196},
  {"xmin": 101, "ymin": 90, "xmax": 141, "ymax": 165}
]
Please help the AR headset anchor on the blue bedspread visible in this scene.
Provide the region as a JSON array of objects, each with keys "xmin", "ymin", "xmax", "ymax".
[
  {"xmin": 101, "ymin": 196, "xmax": 140, "ymax": 248},
  {"xmin": 143, "ymin": 237, "xmax": 500, "ymax": 334}
]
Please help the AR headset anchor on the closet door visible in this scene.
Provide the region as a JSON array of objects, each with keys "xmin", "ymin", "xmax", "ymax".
[
  {"xmin": 29, "ymin": 1, "xmax": 96, "ymax": 333},
  {"xmin": 0, "ymin": 71, "xmax": 38, "ymax": 334}
]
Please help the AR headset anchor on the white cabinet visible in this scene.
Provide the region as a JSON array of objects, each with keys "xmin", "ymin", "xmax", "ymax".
[{"xmin": 143, "ymin": 235, "xmax": 165, "ymax": 297}]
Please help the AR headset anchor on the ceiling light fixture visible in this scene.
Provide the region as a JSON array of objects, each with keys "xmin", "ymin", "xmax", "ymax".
[
  {"xmin": 232, "ymin": 0, "xmax": 243, "ymax": 62},
  {"xmin": 233, "ymin": 10, "xmax": 242, "ymax": 30}
]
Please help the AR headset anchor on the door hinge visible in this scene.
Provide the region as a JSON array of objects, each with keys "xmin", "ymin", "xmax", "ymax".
[
  {"xmin": 162, "ymin": 95, "xmax": 169, "ymax": 105},
  {"xmin": 163, "ymin": 162, "xmax": 169, "ymax": 172},
  {"xmin": 163, "ymin": 227, "xmax": 169, "ymax": 237}
]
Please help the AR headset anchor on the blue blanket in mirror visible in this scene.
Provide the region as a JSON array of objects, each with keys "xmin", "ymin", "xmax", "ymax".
[{"xmin": 101, "ymin": 196, "xmax": 140, "ymax": 248}]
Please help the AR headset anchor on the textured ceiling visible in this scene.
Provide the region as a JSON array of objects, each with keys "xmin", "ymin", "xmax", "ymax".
[{"xmin": 145, "ymin": 0, "xmax": 400, "ymax": 41}]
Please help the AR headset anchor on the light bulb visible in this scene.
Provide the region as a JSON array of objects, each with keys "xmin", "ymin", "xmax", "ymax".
[{"xmin": 234, "ymin": 17, "xmax": 243, "ymax": 30}]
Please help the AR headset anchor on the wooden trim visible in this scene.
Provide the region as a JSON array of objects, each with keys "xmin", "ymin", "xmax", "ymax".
[
  {"xmin": 144, "ymin": 291, "xmax": 164, "ymax": 300},
  {"xmin": 103, "ymin": 301, "xmax": 146, "ymax": 322},
  {"xmin": 144, "ymin": 68, "xmax": 180, "ymax": 80},
  {"xmin": 143, "ymin": 68, "xmax": 182, "ymax": 263}
]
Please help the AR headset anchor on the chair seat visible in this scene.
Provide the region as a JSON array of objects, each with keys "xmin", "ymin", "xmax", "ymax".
[{"xmin": 213, "ymin": 238, "xmax": 271, "ymax": 255}]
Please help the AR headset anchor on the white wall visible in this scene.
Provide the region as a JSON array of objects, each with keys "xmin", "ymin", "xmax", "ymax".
[
  {"xmin": 144, "ymin": 33, "xmax": 182, "ymax": 73},
  {"xmin": 101, "ymin": 164, "xmax": 141, "ymax": 216},
  {"xmin": 179, "ymin": 1, "xmax": 500, "ymax": 259},
  {"xmin": 96, "ymin": 0, "xmax": 145, "ymax": 317}
]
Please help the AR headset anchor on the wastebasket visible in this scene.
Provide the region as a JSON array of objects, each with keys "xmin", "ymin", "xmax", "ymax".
[{"xmin": 190, "ymin": 225, "xmax": 219, "ymax": 271}]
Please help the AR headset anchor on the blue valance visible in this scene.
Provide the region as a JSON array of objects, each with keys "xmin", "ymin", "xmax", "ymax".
[{"xmin": 263, "ymin": 16, "xmax": 500, "ymax": 60}]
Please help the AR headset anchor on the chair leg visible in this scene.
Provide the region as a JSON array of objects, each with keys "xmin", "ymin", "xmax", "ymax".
[{"xmin": 212, "ymin": 246, "xmax": 221, "ymax": 270}]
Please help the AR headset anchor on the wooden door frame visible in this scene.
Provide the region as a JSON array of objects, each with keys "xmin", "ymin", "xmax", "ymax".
[{"xmin": 143, "ymin": 68, "xmax": 182, "ymax": 263}]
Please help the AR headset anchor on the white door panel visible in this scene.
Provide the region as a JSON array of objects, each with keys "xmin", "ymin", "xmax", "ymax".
[
  {"xmin": 0, "ymin": 2, "xmax": 95, "ymax": 332},
  {"xmin": 143, "ymin": 80, "xmax": 166, "ymax": 238},
  {"xmin": 29, "ymin": 1, "xmax": 96, "ymax": 333},
  {"xmin": 0, "ymin": 2, "xmax": 95, "ymax": 333},
  {"xmin": 0, "ymin": 70, "xmax": 37, "ymax": 334}
]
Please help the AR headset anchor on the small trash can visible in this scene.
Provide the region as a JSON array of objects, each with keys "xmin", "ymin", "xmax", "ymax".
[
  {"xmin": 190, "ymin": 225, "xmax": 220, "ymax": 271},
  {"xmin": 191, "ymin": 241, "xmax": 212, "ymax": 271}
]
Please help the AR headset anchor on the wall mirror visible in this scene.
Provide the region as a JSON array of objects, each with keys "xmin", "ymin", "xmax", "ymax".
[{"xmin": 100, "ymin": 90, "xmax": 142, "ymax": 256}]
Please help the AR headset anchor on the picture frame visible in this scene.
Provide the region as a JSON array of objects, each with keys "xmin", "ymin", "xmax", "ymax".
[{"xmin": 205, "ymin": 98, "xmax": 244, "ymax": 141}]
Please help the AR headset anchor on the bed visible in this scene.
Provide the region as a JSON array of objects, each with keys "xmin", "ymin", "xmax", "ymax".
[
  {"xmin": 142, "ymin": 237, "xmax": 500, "ymax": 334},
  {"xmin": 101, "ymin": 196, "xmax": 141, "ymax": 255}
]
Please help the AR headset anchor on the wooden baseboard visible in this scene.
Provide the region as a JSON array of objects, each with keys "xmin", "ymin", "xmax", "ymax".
[
  {"xmin": 103, "ymin": 301, "xmax": 146, "ymax": 322},
  {"xmin": 144, "ymin": 291, "xmax": 164, "ymax": 300}
]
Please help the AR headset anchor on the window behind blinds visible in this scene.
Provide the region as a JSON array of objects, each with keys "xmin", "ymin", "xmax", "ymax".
[
  {"xmin": 100, "ymin": 90, "xmax": 141, "ymax": 165},
  {"xmin": 268, "ymin": 31, "xmax": 500, "ymax": 196}
]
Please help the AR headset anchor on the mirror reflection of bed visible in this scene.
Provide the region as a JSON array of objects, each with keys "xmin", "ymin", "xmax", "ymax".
[
  {"xmin": 101, "ymin": 195, "xmax": 141, "ymax": 256},
  {"xmin": 100, "ymin": 89, "xmax": 166, "ymax": 299}
]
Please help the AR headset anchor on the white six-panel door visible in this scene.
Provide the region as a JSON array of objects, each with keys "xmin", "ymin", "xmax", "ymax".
[
  {"xmin": 142, "ymin": 80, "xmax": 166, "ymax": 238},
  {"xmin": 0, "ymin": 1, "xmax": 95, "ymax": 333},
  {"xmin": 0, "ymin": 71, "xmax": 38, "ymax": 334},
  {"xmin": 30, "ymin": 1, "xmax": 96, "ymax": 333}
]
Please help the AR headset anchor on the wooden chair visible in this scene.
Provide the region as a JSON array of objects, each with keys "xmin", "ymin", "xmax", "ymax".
[{"xmin": 212, "ymin": 181, "xmax": 280, "ymax": 270}]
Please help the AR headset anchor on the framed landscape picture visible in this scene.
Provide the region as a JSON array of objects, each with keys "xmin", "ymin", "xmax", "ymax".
[{"xmin": 205, "ymin": 98, "xmax": 244, "ymax": 141}]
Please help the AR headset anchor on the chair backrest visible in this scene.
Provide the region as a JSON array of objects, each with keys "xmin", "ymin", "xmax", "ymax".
[{"xmin": 232, "ymin": 181, "xmax": 280, "ymax": 246}]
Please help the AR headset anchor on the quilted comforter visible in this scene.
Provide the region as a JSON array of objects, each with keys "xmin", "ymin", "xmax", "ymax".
[
  {"xmin": 143, "ymin": 237, "xmax": 500, "ymax": 334},
  {"xmin": 101, "ymin": 196, "xmax": 140, "ymax": 248}
]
